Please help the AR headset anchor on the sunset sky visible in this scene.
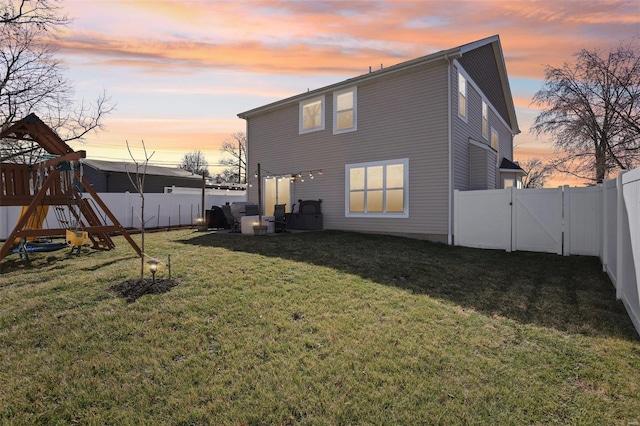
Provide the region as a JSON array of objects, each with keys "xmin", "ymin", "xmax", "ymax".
[{"xmin": 57, "ymin": 0, "xmax": 639, "ymax": 186}]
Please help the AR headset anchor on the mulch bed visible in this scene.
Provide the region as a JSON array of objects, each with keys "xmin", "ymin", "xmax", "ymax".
[{"xmin": 109, "ymin": 278, "xmax": 179, "ymax": 303}]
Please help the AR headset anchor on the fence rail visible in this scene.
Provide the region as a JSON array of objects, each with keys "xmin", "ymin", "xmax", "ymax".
[
  {"xmin": 0, "ymin": 190, "xmax": 247, "ymax": 240},
  {"xmin": 454, "ymin": 168, "xmax": 640, "ymax": 336}
]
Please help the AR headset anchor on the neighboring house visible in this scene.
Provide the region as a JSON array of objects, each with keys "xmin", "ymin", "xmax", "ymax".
[
  {"xmin": 81, "ymin": 159, "xmax": 204, "ymax": 193},
  {"xmin": 238, "ymin": 35, "xmax": 524, "ymax": 243}
]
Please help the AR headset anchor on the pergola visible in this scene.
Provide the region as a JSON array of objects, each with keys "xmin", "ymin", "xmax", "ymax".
[{"xmin": 0, "ymin": 114, "xmax": 141, "ymax": 261}]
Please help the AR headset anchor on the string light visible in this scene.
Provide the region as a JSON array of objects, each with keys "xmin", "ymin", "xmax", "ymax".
[{"xmin": 246, "ymin": 167, "xmax": 324, "ymax": 186}]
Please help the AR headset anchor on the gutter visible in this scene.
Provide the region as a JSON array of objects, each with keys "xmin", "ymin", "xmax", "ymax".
[{"xmin": 447, "ymin": 54, "xmax": 453, "ymax": 246}]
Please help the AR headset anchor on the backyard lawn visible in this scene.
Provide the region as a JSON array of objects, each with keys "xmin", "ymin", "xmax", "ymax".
[{"xmin": 0, "ymin": 229, "xmax": 638, "ymax": 425}]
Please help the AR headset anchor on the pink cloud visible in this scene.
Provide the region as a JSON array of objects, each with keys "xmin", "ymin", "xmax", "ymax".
[{"xmin": 61, "ymin": 0, "xmax": 636, "ymax": 83}]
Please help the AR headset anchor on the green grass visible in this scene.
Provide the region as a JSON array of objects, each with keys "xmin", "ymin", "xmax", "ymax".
[{"xmin": 1, "ymin": 229, "xmax": 639, "ymax": 425}]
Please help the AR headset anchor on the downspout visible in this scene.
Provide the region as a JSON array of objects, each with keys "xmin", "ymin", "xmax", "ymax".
[{"xmin": 446, "ymin": 55, "xmax": 453, "ymax": 245}]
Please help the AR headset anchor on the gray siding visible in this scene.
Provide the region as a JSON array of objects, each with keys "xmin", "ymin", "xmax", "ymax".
[
  {"xmin": 458, "ymin": 43, "xmax": 511, "ymax": 129},
  {"xmin": 453, "ymin": 61, "xmax": 514, "ymax": 191},
  {"xmin": 469, "ymin": 144, "xmax": 488, "ymax": 190},
  {"xmin": 247, "ymin": 64, "xmax": 450, "ymax": 239},
  {"xmin": 244, "ymin": 37, "xmax": 518, "ymax": 239}
]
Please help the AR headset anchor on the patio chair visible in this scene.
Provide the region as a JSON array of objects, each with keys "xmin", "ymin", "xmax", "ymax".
[
  {"xmin": 244, "ymin": 204, "xmax": 259, "ymax": 216},
  {"xmin": 273, "ymin": 204, "xmax": 288, "ymax": 233},
  {"xmin": 221, "ymin": 204, "xmax": 240, "ymax": 233}
]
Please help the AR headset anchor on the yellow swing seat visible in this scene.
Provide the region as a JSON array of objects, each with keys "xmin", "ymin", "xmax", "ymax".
[{"xmin": 66, "ymin": 229, "xmax": 89, "ymax": 247}]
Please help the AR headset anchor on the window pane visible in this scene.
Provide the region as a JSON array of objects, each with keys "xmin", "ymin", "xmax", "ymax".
[
  {"xmin": 386, "ymin": 189, "xmax": 404, "ymax": 212},
  {"xmin": 386, "ymin": 163, "xmax": 404, "ymax": 188},
  {"xmin": 350, "ymin": 191, "xmax": 364, "ymax": 213},
  {"xmin": 491, "ymin": 129, "xmax": 499, "ymax": 151},
  {"xmin": 367, "ymin": 190, "xmax": 383, "ymax": 212},
  {"xmin": 367, "ymin": 166, "xmax": 383, "ymax": 189},
  {"xmin": 264, "ymin": 178, "xmax": 277, "ymax": 216},
  {"xmin": 303, "ymin": 101, "xmax": 321, "ymax": 129},
  {"xmin": 337, "ymin": 92, "xmax": 353, "ymax": 110},
  {"xmin": 482, "ymin": 102, "xmax": 488, "ymax": 138},
  {"xmin": 350, "ymin": 167, "xmax": 365, "ymax": 190},
  {"xmin": 337, "ymin": 110, "xmax": 353, "ymax": 130},
  {"xmin": 458, "ymin": 73, "xmax": 466, "ymax": 118}
]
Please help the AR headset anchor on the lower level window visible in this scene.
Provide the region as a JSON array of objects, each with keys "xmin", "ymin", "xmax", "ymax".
[{"xmin": 345, "ymin": 158, "xmax": 408, "ymax": 217}]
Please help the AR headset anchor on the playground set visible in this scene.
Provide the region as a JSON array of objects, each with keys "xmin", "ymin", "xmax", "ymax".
[{"xmin": 0, "ymin": 114, "xmax": 141, "ymax": 262}]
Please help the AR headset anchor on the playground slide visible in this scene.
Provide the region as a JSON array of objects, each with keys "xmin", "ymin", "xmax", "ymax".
[{"xmin": 13, "ymin": 205, "xmax": 50, "ymax": 245}]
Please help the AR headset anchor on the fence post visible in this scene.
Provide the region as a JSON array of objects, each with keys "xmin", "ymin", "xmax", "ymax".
[
  {"xmin": 507, "ymin": 187, "xmax": 513, "ymax": 252},
  {"xmin": 453, "ymin": 189, "xmax": 459, "ymax": 246},
  {"xmin": 562, "ymin": 185, "xmax": 570, "ymax": 256},
  {"xmin": 597, "ymin": 184, "xmax": 603, "ymax": 260},
  {"xmin": 602, "ymin": 179, "xmax": 608, "ymax": 271},
  {"xmin": 124, "ymin": 191, "xmax": 131, "ymax": 229},
  {"xmin": 615, "ymin": 172, "xmax": 625, "ymax": 300}
]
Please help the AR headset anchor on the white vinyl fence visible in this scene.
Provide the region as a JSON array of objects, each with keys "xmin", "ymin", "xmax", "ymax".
[
  {"xmin": 0, "ymin": 189, "xmax": 247, "ymax": 240},
  {"xmin": 454, "ymin": 167, "xmax": 640, "ymax": 336}
]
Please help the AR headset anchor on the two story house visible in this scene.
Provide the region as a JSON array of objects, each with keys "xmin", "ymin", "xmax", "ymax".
[{"xmin": 238, "ymin": 35, "xmax": 523, "ymax": 243}]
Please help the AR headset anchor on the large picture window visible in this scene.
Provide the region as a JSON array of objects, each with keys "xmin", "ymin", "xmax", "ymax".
[
  {"xmin": 299, "ymin": 96, "xmax": 325, "ymax": 134},
  {"xmin": 346, "ymin": 159, "xmax": 408, "ymax": 217},
  {"xmin": 333, "ymin": 87, "xmax": 357, "ymax": 134}
]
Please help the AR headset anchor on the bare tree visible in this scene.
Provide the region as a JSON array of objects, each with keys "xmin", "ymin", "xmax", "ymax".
[
  {"xmin": 220, "ymin": 131, "xmax": 247, "ymax": 184},
  {"xmin": 531, "ymin": 40, "xmax": 640, "ymax": 183},
  {"xmin": 1, "ymin": 0, "xmax": 68, "ymax": 28},
  {"xmin": 126, "ymin": 140, "xmax": 154, "ymax": 281},
  {"xmin": 520, "ymin": 157, "xmax": 553, "ymax": 188},
  {"xmin": 0, "ymin": 0, "xmax": 114, "ymax": 164},
  {"xmin": 179, "ymin": 150, "xmax": 209, "ymax": 177}
]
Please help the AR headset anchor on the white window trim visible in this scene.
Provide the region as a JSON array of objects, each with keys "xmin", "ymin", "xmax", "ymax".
[
  {"xmin": 457, "ymin": 71, "xmax": 467, "ymax": 122},
  {"xmin": 299, "ymin": 95, "xmax": 325, "ymax": 134},
  {"xmin": 333, "ymin": 87, "xmax": 357, "ymax": 134},
  {"xmin": 345, "ymin": 158, "xmax": 409, "ymax": 218}
]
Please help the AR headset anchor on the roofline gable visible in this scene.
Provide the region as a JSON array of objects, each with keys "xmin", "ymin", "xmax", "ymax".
[
  {"xmin": 489, "ymin": 38, "xmax": 520, "ymax": 135},
  {"xmin": 238, "ymin": 35, "xmax": 518, "ymax": 131}
]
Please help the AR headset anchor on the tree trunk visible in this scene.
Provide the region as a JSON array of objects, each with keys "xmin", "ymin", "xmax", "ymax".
[{"xmin": 595, "ymin": 139, "xmax": 607, "ymax": 183}]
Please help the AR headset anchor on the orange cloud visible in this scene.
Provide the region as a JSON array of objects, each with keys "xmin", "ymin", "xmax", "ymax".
[
  {"xmin": 61, "ymin": 0, "xmax": 636, "ymax": 83},
  {"xmin": 58, "ymin": 0, "xmax": 634, "ymax": 187}
]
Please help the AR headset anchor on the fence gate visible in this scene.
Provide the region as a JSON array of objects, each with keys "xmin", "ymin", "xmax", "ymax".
[
  {"xmin": 453, "ymin": 189, "xmax": 511, "ymax": 250},
  {"xmin": 512, "ymin": 188, "xmax": 563, "ymax": 254},
  {"xmin": 454, "ymin": 186, "xmax": 600, "ymax": 255}
]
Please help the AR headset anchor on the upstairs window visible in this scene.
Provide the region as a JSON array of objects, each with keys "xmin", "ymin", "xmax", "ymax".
[
  {"xmin": 346, "ymin": 158, "xmax": 408, "ymax": 217},
  {"xmin": 299, "ymin": 96, "xmax": 325, "ymax": 134},
  {"xmin": 491, "ymin": 127, "xmax": 499, "ymax": 152},
  {"xmin": 458, "ymin": 72, "xmax": 467, "ymax": 121},
  {"xmin": 482, "ymin": 100, "xmax": 489, "ymax": 139},
  {"xmin": 333, "ymin": 87, "xmax": 357, "ymax": 134}
]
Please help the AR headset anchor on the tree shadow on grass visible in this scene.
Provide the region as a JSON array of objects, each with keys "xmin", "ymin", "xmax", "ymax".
[{"xmin": 178, "ymin": 230, "xmax": 639, "ymax": 342}]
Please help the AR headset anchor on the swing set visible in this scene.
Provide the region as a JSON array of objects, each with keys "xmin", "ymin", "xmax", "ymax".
[{"xmin": 0, "ymin": 114, "xmax": 141, "ymax": 262}]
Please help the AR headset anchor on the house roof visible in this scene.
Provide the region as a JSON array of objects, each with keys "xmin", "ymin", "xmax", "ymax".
[
  {"xmin": 238, "ymin": 35, "xmax": 519, "ymax": 134},
  {"xmin": 499, "ymin": 158, "xmax": 527, "ymax": 175},
  {"xmin": 82, "ymin": 158, "xmax": 203, "ymax": 180}
]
